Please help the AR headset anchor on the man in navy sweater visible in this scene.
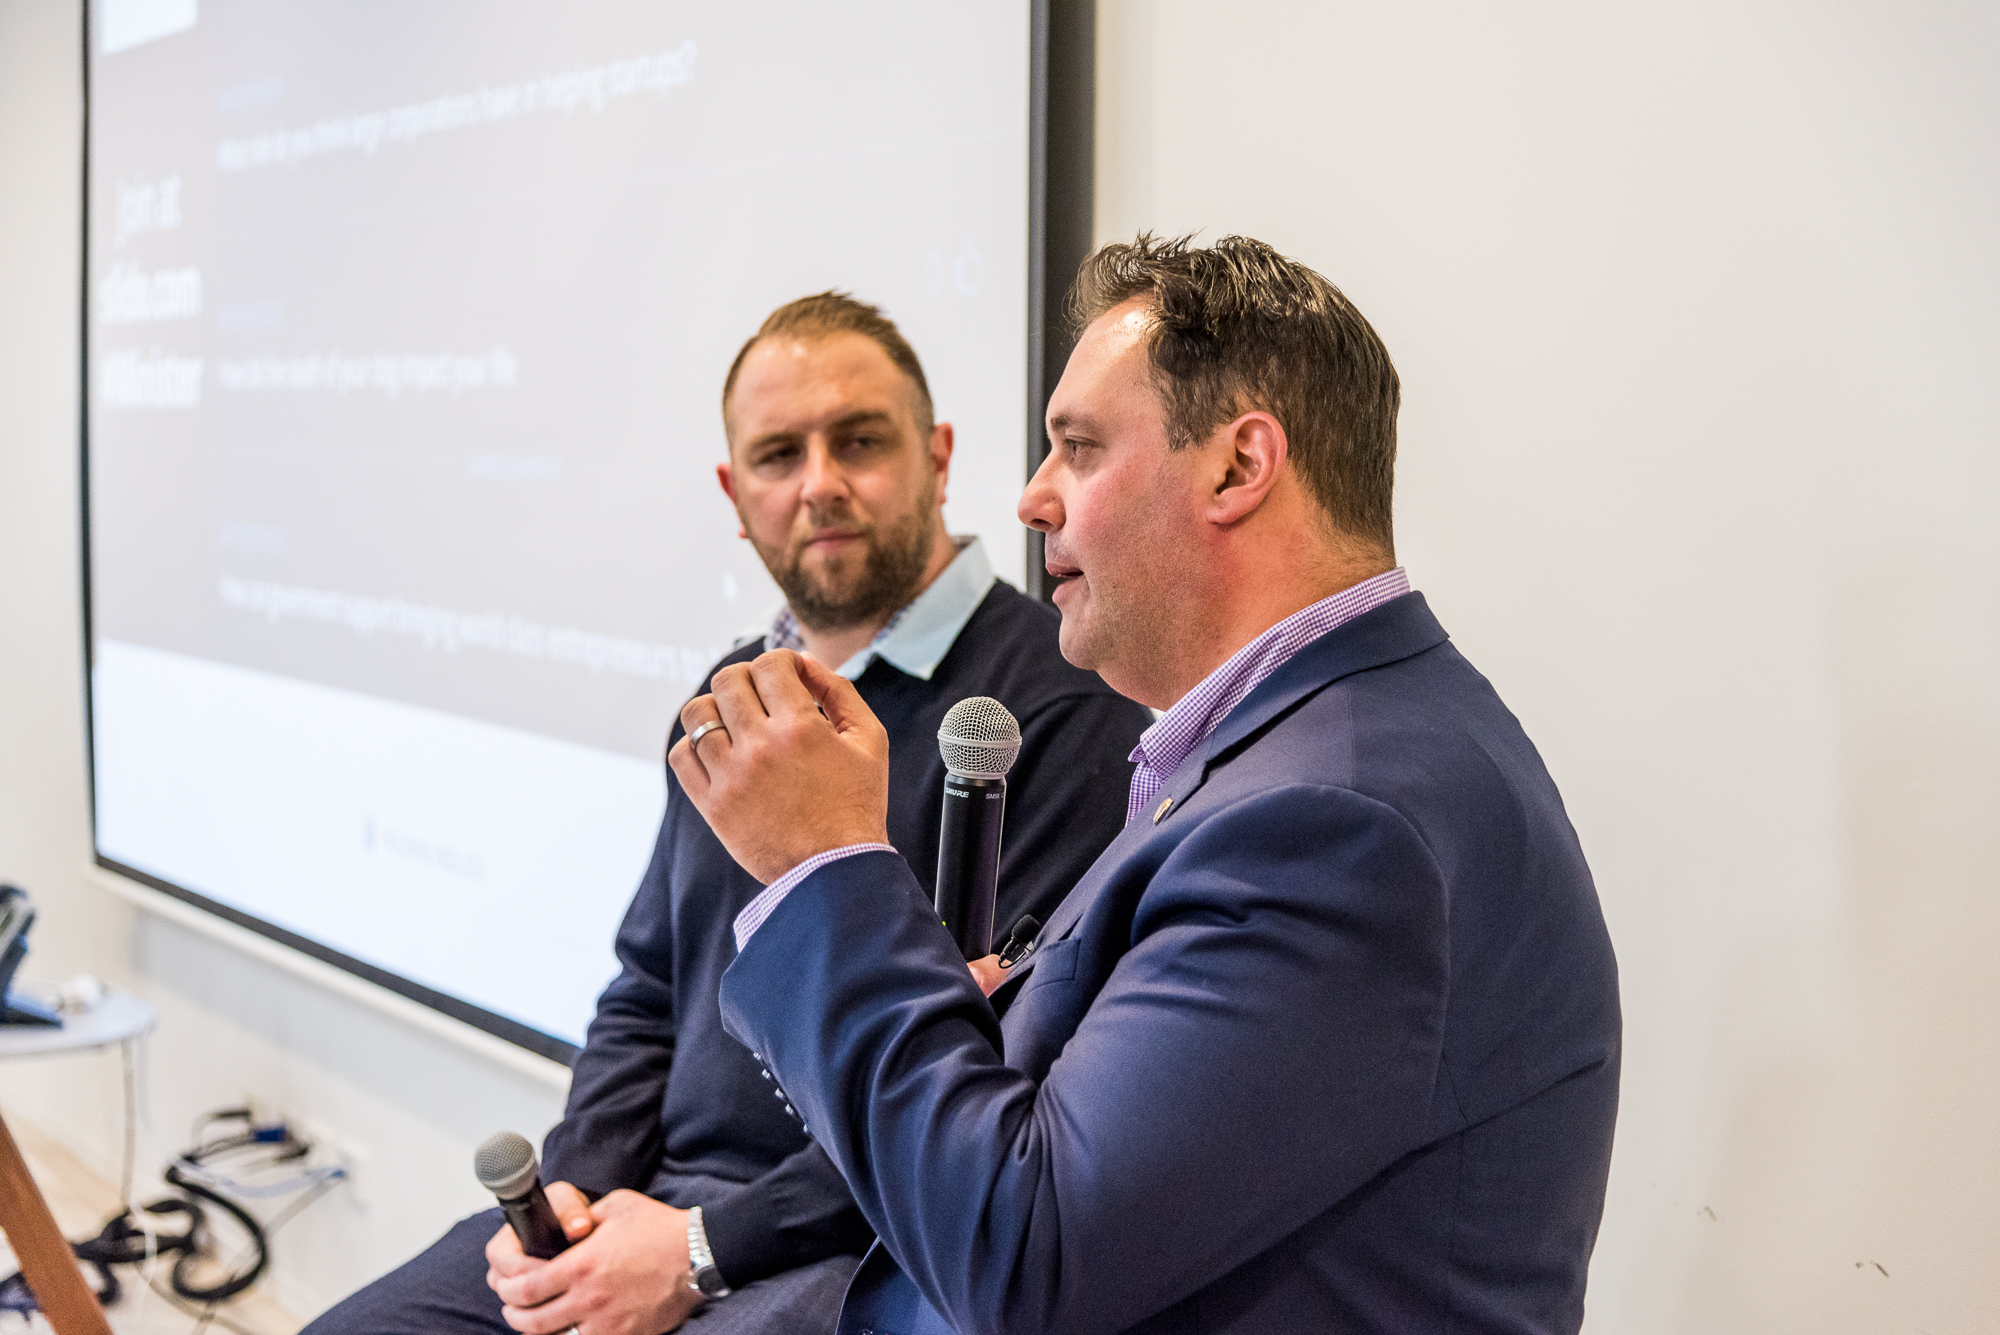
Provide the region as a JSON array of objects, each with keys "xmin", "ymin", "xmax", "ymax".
[{"xmin": 304, "ymin": 295, "xmax": 1151, "ymax": 1335}]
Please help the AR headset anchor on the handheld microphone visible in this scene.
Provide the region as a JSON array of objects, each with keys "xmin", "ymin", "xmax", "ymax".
[
  {"xmin": 473, "ymin": 1131, "xmax": 570, "ymax": 1260},
  {"xmin": 935, "ymin": 697, "xmax": 1021, "ymax": 960}
]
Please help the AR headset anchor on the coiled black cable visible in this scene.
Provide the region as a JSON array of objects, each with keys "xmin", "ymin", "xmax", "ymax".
[
  {"xmin": 0, "ymin": 1107, "xmax": 338, "ymax": 1317},
  {"xmin": 161, "ymin": 1161, "xmax": 271, "ymax": 1303}
]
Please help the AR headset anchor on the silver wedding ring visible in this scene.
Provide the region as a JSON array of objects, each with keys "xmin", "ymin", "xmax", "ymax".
[{"xmin": 687, "ymin": 719, "xmax": 728, "ymax": 750}]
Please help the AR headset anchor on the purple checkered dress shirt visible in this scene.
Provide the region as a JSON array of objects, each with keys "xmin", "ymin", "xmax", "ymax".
[
  {"xmin": 1124, "ymin": 568, "xmax": 1411, "ymax": 824},
  {"xmin": 732, "ymin": 841, "xmax": 899, "ymax": 948},
  {"xmin": 768, "ymin": 603, "xmax": 906, "ymax": 661}
]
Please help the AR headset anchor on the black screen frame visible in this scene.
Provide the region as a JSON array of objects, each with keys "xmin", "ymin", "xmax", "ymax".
[{"xmin": 79, "ymin": 1, "xmax": 1096, "ymax": 1065}]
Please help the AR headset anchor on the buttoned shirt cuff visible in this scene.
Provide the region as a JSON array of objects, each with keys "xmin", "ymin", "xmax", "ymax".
[{"xmin": 732, "ymin": 843, "xmax": 898, "ymax": 952}]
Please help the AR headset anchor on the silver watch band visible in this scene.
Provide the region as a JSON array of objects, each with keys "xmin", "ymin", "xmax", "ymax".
[{"xmin": 687, "ymin": 1206, "xmax": 731, "ymax": 1298}]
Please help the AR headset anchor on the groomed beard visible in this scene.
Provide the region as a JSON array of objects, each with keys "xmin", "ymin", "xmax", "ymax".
[{"xmin": 762, "ymin": 486, "xmax": 939, "ymax": 635}]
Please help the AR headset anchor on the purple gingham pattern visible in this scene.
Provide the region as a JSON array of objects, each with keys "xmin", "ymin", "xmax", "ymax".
[
  {"xmin": 733, "ymin": 842, "xmax": 897, "ymax": 952},
  {"xmin": 767, "ymin": 537, "xmax": 976, "ymax": 666},
  {"xmin": 1125, "ymin": 568, "xmax": 1411, "ymax": 824},
  {"xmin": 768, "ymin": 603, "xmax": 907, "ymax": 659},
  {"xmin": 766, "ymin": 606, "xmax": 808, "ymax": 651}
]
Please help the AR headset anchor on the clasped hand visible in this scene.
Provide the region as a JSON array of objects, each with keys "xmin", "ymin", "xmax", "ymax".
[
  {"xmin": 486, "ymin": 1185, "xmax": 701, "ymax": 1335},
  {"xmin": 668, "ymin": 650, "xmax": 891, "ymax": 883}
]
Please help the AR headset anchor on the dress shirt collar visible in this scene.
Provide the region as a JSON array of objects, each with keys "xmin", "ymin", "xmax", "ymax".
[
  {"xmin": 767, "ymin": 536, "xmax": 995, "ymax": 681},
  {"xmin": 1126, "ymin": 567, "xmax": 1412, "ymax": 823}
]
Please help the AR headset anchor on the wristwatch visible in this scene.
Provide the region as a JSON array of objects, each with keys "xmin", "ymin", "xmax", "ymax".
[{"xmin": 686, "ymin": 1206, "xmax": 732, "ymax": 1299}]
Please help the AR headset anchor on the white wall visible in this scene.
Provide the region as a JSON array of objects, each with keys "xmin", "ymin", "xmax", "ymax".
[
  {"xmin": 0, "ymin": 6, "xmax": 567, "ymax": 1315},
  {"xmin": 4, "ymin": 0, "xmax": 1995, "ymax": 1327},
  {"xmin": 1097, "ymin": 1, "xmax": 1998, "ymax": 1329}
]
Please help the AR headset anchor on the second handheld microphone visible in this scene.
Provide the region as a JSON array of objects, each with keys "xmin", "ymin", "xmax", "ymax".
[
  {"xmin": 934, "ymin": 697, "xmax": 1022, "ymax": 960},
  {"xmin": 473, "ymin": 1131, "xmax": 570, "ymax": 1260}
]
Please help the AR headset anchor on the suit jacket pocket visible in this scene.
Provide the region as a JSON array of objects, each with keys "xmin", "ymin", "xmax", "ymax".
[
  {"xmin": 1002, "ymin": 938, "xmax": 1087, "ymax": 1083},
  {"xmin": 1023, "ymin": 936, "xmax": 1078, "ymax": 985}
]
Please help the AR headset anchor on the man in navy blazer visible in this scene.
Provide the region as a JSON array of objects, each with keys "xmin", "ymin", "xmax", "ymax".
[{"xmin": 668, "ymin": 235, "xmax": 1620, "ymax": 1334}]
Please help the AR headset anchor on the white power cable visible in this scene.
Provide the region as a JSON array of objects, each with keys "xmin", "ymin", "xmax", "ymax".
[{"xmin": 122, "ymin": 1033, "xmax": 158, "ymax": 1333}]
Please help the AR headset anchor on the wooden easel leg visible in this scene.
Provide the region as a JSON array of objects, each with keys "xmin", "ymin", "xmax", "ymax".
[{"xmin": 0, "ymin": 1109, "xmax": 113, "ymax": 1335}]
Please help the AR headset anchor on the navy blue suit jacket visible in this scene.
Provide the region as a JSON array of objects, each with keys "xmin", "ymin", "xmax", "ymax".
[{"xmin": 719, "ymin": 593, "xmax": 1620, "ymax": 1334}]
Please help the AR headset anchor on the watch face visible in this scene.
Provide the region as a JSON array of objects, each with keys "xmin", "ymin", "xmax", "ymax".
[{"xmin": 695, "ymin": 1267, "xmax": 731, "ymax": 1299}]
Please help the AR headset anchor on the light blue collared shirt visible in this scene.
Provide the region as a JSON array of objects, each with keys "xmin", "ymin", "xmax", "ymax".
[{"xmin": 766, "ymin": 536, "xmax": 996, "ymax": 681}]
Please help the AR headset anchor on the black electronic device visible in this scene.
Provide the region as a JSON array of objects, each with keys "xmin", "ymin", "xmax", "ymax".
[
  {"xmin": 473, "ymin": 1131, "xmax": 570, "ymax": 1260},
  {"xmin": 0, "ymin": 886, "xmax": 60, "ymax": 1027},
  {"xmin": 997, "ymin": 913, "xmax": 1042, "ymax": 968},
  {"xmin": 934, "ymin": 699, "xmax": 1024, "ymax": 961}
]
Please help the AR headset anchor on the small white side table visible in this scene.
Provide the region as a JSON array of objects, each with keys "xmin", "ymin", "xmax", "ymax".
[
  {"xmin": 0, "ymin": 980, "xmax": 155, "ymax": 1335},
  {"xmin": 0, "ymin": 984, "xmax": 154, "ymax": 1058}
]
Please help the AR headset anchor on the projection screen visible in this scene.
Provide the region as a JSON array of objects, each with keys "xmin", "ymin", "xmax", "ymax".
[{"xmin": 84, "ymin": 0, "xmax": 1081, "ymax": 1058}]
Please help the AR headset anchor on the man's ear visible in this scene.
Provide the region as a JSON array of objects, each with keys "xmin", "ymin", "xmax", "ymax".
[
  {"xmin": 929, "ymin": 421, "xmax": 955, "ymax": 506},
  {"xmin": 1207, "ymin": 411, "xmax": 1288, "ymax": 526},
  {"xmin": 715, "ymin": 462, "xmax": 746, "ymax": 539}
]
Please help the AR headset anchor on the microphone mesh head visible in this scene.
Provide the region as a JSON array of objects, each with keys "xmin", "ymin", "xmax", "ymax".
[
  {"xmin": 473, "ymin": 1130, "xmax": 538, "ymax": 1197},
  {"xmin": 938, "ymin": 697, "xmax": 1021, "ymax": 778}
]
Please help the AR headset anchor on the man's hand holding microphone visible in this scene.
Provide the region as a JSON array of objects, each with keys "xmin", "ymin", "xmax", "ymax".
[
  {"xmin": 484, "ymin": 1188, "xmax": 702, "ymax": 1335},
  {"xmin": 475, "ymin": 1133, "xmax": 703, "ymax": 1335}
]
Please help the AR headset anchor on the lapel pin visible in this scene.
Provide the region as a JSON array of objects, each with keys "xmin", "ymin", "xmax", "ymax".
[{"xmin": 1152, "ymin": 797, "xmax": 1174, "ymax": 823}]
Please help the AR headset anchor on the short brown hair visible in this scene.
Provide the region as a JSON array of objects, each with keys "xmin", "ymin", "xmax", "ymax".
[
  {"xmin": 1070, "ymin": 234, "xmax": 1399, "ymax": 552},
  {"xmin": 721, "ymin": 291, "xmax": 934, "ymax": 435}
]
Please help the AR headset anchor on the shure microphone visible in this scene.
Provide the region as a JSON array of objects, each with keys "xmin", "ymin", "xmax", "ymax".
[
  {"xmin": 473, "ymin": 1131, "xmax": 570, "ymax": 1260},
  {"xmin": 935, "ymin": 697, "xmax": 1022, "ymax": 960}
]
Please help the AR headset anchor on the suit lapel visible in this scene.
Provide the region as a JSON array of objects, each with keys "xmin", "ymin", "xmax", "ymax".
[
  {"xmin": 1201, "ymin": 591, "xmax": 1447, "ymax": 765},
  {"xmin": 1002, "ymin": 593, "xmax": 1450, "ymax": 992}
]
